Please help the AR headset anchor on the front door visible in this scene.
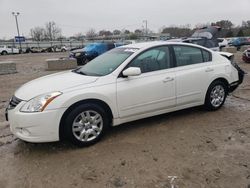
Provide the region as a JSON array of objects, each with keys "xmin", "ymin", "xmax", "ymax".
[{"xmin": 116, "ymin": 46, "xmax": 176, "ymax": 118}]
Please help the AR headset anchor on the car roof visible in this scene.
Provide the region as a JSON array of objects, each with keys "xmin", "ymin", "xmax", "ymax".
[{"xmin": 121, "ymin": 41, "xmax": 210, "ymax": 50}]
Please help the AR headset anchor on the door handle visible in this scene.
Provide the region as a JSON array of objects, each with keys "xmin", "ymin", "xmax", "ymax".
[
  {"xmin": 163, "ymin": 77, "xmax": 174, "ymax": 83},
  {"xmin": 205, "ymin": 67, "xmax": 214, "ymax": 72}
]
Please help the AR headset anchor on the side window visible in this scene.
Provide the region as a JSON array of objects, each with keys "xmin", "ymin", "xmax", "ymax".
[
  {"xmin": 173, "ymin": 46, "xmax": 203, "ymax": 67},
  {"xmin": 202, "ymin": 49, "xmax": 211, "ymax": 62},
  {"xmin": 129, "ymin": 46, "xmax": 171, "ymax": 73}
]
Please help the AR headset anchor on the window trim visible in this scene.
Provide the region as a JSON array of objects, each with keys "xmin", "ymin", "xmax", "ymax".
[
  {"xmin": 201, "ymin": 48, "xmax": 212, "ymax": 62},
  {"xmin": 118, "ymin": 45, "xmax": 174, "ymax": 77}
]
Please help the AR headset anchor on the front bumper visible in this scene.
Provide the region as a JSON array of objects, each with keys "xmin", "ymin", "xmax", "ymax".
[{"xmin": 6, "ymin": 101, "xmax": 66, "ymax": 143}]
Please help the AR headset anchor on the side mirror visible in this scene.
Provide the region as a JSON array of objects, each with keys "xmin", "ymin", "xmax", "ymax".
[{"xmin": 122, "ymin": 67, "xmax": 141, "ymax": 77}]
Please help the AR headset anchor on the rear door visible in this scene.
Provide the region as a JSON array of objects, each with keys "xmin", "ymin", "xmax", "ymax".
[{"xmin": 172, "ymin": 45, "xmax": 213, "ymax": 106}]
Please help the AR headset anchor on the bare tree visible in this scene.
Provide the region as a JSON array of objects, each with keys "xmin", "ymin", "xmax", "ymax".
[
  {"xmin": 30, "ymin": 27, "xmax": 45, "ymax": 41},
  {"xmin": 194, "ymin": 22, "xmax": 211, "ymax": 29},
  {"xmin": 44, "ymin": 21, "xmax": 62, "ymax": 41},
  {"xmin": 86, "ymin": 28, "xmax": 97, "ymax": 39},
  {"xmin": 161, "ymin": 26, "xmax": 192, "ymax": 37},
  {"xmin": 74, "ymin": 32, "xmax": 85, "ymax": 40}
]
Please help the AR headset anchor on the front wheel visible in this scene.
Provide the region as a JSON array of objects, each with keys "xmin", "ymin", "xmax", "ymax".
[
  {"xmin": 62, "ymin": 103, "xmax": 109, "ymax": 147},
  {"xmin": 1, "ymin": 51, "xmax": 7, "ymax": 55},
  {"xmin": 204, "ymin": 81, "xmax": 228, "ymax": 111}
]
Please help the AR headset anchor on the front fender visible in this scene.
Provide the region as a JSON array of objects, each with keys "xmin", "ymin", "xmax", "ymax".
[{"xmin": 45, "ymin": 84, "xmax": 118, "ymax": 119}]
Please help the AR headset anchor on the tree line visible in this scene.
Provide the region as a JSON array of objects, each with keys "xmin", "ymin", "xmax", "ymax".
[
  {"xmin": 161, "ymin": 20, "xmax": 250, "ymax": 38},
  {"xmin": 29, "ymin": 20, "xmax": 250, "ymax": 41}
]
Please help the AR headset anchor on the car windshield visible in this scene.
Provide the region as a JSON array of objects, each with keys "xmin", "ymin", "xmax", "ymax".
[{"xmin": 73, "ymin": 48, "xmax": 137, "ymax": 76}]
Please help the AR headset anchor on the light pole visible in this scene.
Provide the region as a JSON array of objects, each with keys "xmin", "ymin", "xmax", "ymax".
[
  {"xmin": 143, "ymin": 20, "xmax": 148, "ymax": 40},
  {"xmin": 12, "ymin": 12, "xmax": 22, "ymax": 52}
]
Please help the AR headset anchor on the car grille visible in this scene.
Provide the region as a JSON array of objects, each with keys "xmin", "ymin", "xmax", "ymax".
[{"xmin": 8, "ymin": 96, "xmax": 22, "ymax": 110}]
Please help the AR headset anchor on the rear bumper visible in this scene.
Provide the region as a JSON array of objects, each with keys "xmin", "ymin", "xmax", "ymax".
[{"xmin": 229, "ymin": 63, "xmax": 245, "ymax": 92}]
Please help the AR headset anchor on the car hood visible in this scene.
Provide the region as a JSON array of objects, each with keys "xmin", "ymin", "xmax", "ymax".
[{"xmin": 15, "ymin": 71, "xmax": 98, "ymax": 100}]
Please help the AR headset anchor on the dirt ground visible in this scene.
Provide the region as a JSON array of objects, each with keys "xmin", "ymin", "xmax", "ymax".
[{"xmin": 0, "ymin": 52, "xmax": 250, "ymax": 188}]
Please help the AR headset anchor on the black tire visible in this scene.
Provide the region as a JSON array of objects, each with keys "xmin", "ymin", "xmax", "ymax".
[
  {"xmin": 62, "ymin": 103, "xmax": 109, "ymax": 147},
  {"xmin": 1, "ymin": 51, "xmax": 7, "ymax": 55},
  {"xmin": 61, "ymin": 49, "xmax": 66, "ymax": 52},
  {"xmin": 204, "ymin": 80, "xmax": 228, "ymax": 111},
  {"xmin": 76, "ymin": 57, "xmax": 86, "ymax": 66}
]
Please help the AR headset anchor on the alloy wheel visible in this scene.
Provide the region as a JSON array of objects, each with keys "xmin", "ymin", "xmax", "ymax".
[
  {"xmin": 72, "ymin": 110, "xmax": 103, "ymax": 142},
  {"xmin": 210, "ymin": 85, "xmax": 225, "ymax": 108}
]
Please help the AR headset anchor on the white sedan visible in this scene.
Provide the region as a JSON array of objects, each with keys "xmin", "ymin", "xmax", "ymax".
[
  {"xmin": 6, "ymin": 41, "xmax": 244, "ymax": 146},
  {"xmin": 0, "ymin": 45, "xmax": 19, "ymax": 55}
]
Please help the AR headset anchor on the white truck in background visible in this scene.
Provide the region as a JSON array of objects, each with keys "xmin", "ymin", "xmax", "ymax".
[{"xmin": 0, "ymin": 45, "xmax": 19, "ymax": 55}]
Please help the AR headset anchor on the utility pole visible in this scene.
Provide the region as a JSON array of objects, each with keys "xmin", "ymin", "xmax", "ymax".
[
  {"xmin": 143, "ymin": 20, "xmax": 148, "ymax": 39},
  {"xmin": 12, "ymin": 12, "xmax": 22, "ymax": 53}
]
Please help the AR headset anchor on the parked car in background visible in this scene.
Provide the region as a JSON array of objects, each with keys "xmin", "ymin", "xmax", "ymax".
[
  {"xmin": 6, "ymin": 41, "xmax": 244, "ymax": 147},
  {"xmin": 229, "ymin": 37, "xmax": 250, "ymax": 50},
  {"xmin": 168, "ymin": 26, "xmax": 221, "ymax": 51},
  {"xmin": 26, "ymin": 46, "xmax": 68, "ymax": 53},
  {"xmin": 70, "ymin": 42, "xmax": 124, "ymax": 65},
  {"xmin": 182, "ymin": 37, "xmax": 220, "ymax": 51},
  {"xmin": 242, "ymin": 48, "xmax": 250, "ymax": 63},
  {"xmin": 0, "ymin": 45, "xmax": 19, "ymax": 55},
  {"xmin": 25, "ymin": 47, "xmax": 45, "ymax": 53},
  {"xmin": 217, "ymin": 38, "xmax": 228, "ymax": 50},
  {"xmin": 46, "ymin": 45, "xmax": 68, "ymax": 52}
]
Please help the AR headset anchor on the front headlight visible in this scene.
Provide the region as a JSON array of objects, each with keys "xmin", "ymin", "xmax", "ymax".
[
  {"xmin": 20, "ymin": 91, "xmax": 62, "ymax": 113},
  {"xmin": 75, "ymin": 52, "xmax": 82, "ymax": 57}
]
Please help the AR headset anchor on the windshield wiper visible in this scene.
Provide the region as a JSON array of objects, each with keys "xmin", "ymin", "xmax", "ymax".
[
  {"xmin": 78, "ymin": 71, "xmax": 87, "ymax": 75},
  {"xmin": 72, "ymin": 69, "xmax": 103, "ymax": 77},
  {"xmin": 72, "ymin": 69, "xmax": 87, "ymax": 75}
]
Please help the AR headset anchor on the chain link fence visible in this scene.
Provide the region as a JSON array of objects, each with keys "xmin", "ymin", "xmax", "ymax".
[{"xmin": 0, "ymin": 40, "xmax": 87, "ymax": 51}]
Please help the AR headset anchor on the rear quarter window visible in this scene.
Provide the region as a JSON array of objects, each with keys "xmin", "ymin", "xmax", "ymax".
[{"xmin": 173, "ymin": 46, "xmax": 203, "ymax": 66}]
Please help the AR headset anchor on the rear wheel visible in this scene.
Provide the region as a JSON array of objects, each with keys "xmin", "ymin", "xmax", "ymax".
[
  {"xmin": 62, "ymin": 103, "xmax": 109, "ymax": 147},
  {"xmin": 205, "ymin": 80, "xmax": 228, "ymax": 111}
]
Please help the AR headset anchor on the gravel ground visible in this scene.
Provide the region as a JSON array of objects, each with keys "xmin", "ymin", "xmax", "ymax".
[{"xmin": 0, "ymin": 52, "xmax": 250, "ymax": 188}]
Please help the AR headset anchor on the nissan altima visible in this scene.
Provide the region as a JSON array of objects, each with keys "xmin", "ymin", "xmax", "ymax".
[{"xmin": 6, "ymin": 41, "xmax": 244, "ymax": 147}]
